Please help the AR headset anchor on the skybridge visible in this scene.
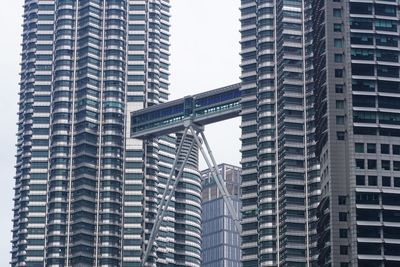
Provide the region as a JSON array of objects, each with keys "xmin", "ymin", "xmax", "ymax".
[
  {"xmin": 131, "ymin": 83, "xmax": 243, "ymax": 266},
  {"xmin": 131, "ymin": 83, "xmax": 241, "ymax": 139}
]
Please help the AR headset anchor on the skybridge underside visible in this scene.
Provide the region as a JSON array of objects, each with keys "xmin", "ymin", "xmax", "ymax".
[
  {"xmin": 132, "ymin": 83, "xmax": 244, "ymax": 265},
  {"xmin": 130, "ymin": 83, "xmax": 241, "ymax": 139}
]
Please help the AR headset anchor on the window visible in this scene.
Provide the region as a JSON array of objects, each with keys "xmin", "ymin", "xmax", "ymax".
[
  {"xmin": 393, "ymin": 145, "xmax": 400, "ymax": 155},
  {"xmin": 353, "ymin": 79, "xmax": 375, "ymax": 92},
  {"xmin": 367, "ymin": 144, "xmax": 376, "ymax": 153},
  {"xmin": 337, "ymin": 131, "xmax": 345, "ymax": 140},
  {"xmin": 356, "ymin": 175, "xmax": 365, "ymax": 185},
  {"xmin": 376, "ymin": 50, "xmax": 398, "ymax": 63},
  {"xmin": 334, "ymin": 23, "xmax": 343, "ymax": 32},
  {"xmin": 375, "ymin": 4, "xmax": 396, "ymax": 17},
  {"xmin": 340, "ymin": 229, "xmax": 348, "ymax": 238},
  {"xmin": 358, "ymin": 243, "xmax": 381, "ymax": 255},
  {"xmin": 336, "ymin": 84, "xmax": 344, "ymax": 93},
  {"xmin": 350, "ymin": 2, "xmax": 372, "ymax": 15},
  {"xmin": 340, "ymin": 246, "xmax": 348, "ymax": 255},
  {"xmin": 383, "ymin": 227, "xmax": 400, "ymax": 240},
  {"xmin": 339, "ymin": 212, "xmax": 347, "ymax": 221},
  {"xmin": 341, "ymin": 263, "xmax": 349, "ymax": 267},
  {"xmin": 351, "ymin": 33, "xmax": 373, "ymax": 45},
  {"xmin": 351, "ymin": 48, "xmax": 374, "ymax": 60},
  {"xmin": 356, "ymin": 192, "xmax": 379, "ymax": 204},
  {"xmin": 377, "ymin": 65, "xmax": 399, "ymax": 78},
  {"xmin": 375, "ymin": 19, "xmax": 397, "ymax": 32},
  {"xmin": 382, "ymin": 193, "xmax": 400, "ymax": 206},
  {"xmin": 356, "ymin": 159, "xmax": 365, "ymax": 169},
  {"xmin": 334, "ymin": 38, "xmax": 343, "ymax": 48},
  {"xmin": 335, "ymin": 53, "xmax": 343, "ymax": 62},
  {"xmin": 383, "ymin": 210, "xmax": 400, "ymax": 222},
  {"xmin": 382, "ymin": 160, "xmax": 391, "ymax": 170},
  {"xmin": 382, "ymin": 176, "xmax": 391, "ymax": 187},
  {"xmin": 356, "ymin": 209, "xmax": 380, "ymax": 222},
  {"xmin": 353, "ymin": 95, "xmax": 375, "ymax": 108},
  {"xmin": 368, "ymin": 176, "xmax": 377, "ymax": 186},
  {"xmin": 336, "ymin": 116, "xmax": 345, "ymax": 125},
  {"xmin": 352, "ymin": 63, "xmax": 375, "ymax": 76},
  {"xmin": 376, "ymin": 35, "xmax": 398, "ymax": 47},
  {"xmin": 335, "ymin": 69, "xmax": 344, "ymax": 78},
  {"xmin": 381, "ymin": 144, "xmax": 390, "ymax": 154},
  {"xmin": 358, "ymin": 225, "xmax": 380, "ymax": 237},
  {"xmin": 334, "ymin": 8, "xmax": 342, "ymax": 17},
  {"xmin": 351, "ymin": 18, "xmax": 373, "ymax": 30},
  {"xmin": 336, "ymin": 100, "xmax": 345, "ymax": 109},
  {"xmin": 368, "ymin": 160, "xmax": 377, "ymax": 170},
  {"xmin": 355, "ymin": 143, "xmax": 364, "ymax": 153},
  {"xmin": 339, "ymin": 196, "xmax": 347, "ymax": 205},
  {"xmin": 394, "ymin": 161, "xmax": 400, "ymax": 171},
  {"xmin": 395, "ymin": 177, "xmax": 400, "ymax": 187}
]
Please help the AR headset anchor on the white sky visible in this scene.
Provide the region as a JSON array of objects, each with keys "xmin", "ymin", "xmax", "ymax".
[{"xmin": 0, "ymin": 1, "xmax": 240, "ymax": 264}]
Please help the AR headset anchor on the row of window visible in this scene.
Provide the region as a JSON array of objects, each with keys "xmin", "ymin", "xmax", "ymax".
[
  {"xmin": 356, "ymin": 192, "xmax": 400, "ymax": 206},
  {"xmin": 351, "ymin": 18, "xmax": 398, "ymax": 32},
  {"xmin": 351, "ymin": 33, "xmax": 398, "ymax": 47},
  {"xmin": 355, "ymin": 158, "xmax": 400, "ymax": 171},
  {"xmin": 356, "ymin": 175, "xmax": 400, "ymax": 187},
  {"xmin": 355, "ymin": 143, "xmax": 400, "ymax": 154},
  {"xmin": 350, "ymin": 2, "xmax": 397, "ymax": 17}
]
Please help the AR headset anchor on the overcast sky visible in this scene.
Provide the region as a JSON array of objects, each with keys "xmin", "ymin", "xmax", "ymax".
[{"xmin": 0, "ymin": 1, "xmax": 240, "ymax": 264}]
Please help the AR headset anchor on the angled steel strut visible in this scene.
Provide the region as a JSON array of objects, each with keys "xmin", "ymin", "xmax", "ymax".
[{"xmin": 142, "ymin": 119, "xmax": 241, "ymax": 266}]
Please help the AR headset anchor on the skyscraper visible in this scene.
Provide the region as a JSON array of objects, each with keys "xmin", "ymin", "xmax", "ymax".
[
  {"xmin": 313, "ymin": 0, "xmax": 400, "ymax": 266},
  {"xmin": 239, "ymin": 0, "xmax": 320, "ymax": 266},
  {"xmin": 201, "ymin": 163, "xmax": 241, "ymax": 267},
  {"xmin": 11, "ymin": 1, "xmax": 201, "ymax": 266}
]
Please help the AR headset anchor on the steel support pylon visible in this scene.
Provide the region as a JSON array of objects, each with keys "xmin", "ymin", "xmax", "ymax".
[{"xmin": 142, "ymin": 119, "xmax": 241, "ymax": 266}]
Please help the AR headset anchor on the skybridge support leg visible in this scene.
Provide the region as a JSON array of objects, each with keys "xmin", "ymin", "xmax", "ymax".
[
  {"xmin": 142, "ymin": 120, "xmax": 241, "ymax": 266},
  {"xmin": 142, "ymin": 128, "xmax": 194, "ymax": 266},
  {"xmin": 189, "ymin": 126, "xmax": 242, "ymax": 234}
]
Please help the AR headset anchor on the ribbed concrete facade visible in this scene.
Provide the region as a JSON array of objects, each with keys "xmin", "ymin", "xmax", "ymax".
[
  {"xmin": 313, "ymin": 0, "xmax": 400, "ymax": 266},
  {"xmin": 11, "ymin": 1, "xmax": 201, "ymax": 266},
  {"xmin": 239, "ymin": 0, "xmax": 320, "ymax": 266}
]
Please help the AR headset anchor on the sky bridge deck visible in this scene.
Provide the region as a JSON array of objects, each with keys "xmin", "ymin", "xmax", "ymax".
[{"xmin": 131, "ymin": 83, "xmax": 241, "ymax": 139}]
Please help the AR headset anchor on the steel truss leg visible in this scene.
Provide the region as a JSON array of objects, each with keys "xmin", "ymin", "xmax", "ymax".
[
  {"xmin": 142, "ymin": 120, "xmax": 241, "ymax": 265},
  {"xmin": 142, "ymin": 129, "xmax": 195, "ymax": 266},
  {"xmin": 189, "ymin": 126, "xmax": 242, "ymax": 234}
]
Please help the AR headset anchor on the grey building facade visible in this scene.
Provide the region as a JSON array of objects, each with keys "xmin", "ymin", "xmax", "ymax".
[
  {"xmin": 313, "ymin": 0, "xmax": 400, "ymax": 266},
  {"xmin": 11, "ymin": 1, "xmax": 201, "ymax": 267},
  {"xmin": 239, "ymin": 0, "xmax": 320, "ymax": 266},
  {"xmin": 201, "ymin": 164, "xmax": 241, "ymax": 267}
]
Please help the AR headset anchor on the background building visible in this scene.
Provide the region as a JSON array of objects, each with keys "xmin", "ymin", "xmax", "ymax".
[
  {"xmin": 239, "ymin": 0, "xmax": 320, "ymax": 266},
  {"xmin": 11, "ymin": 1, "xmax": 201, "ymax": 266},
  {"xmin": 201, "ymin": 163, "xmax": 241, "ymax": 267},
  {"xmin": 313, "ymin": 0, "xmax": 400, "ymax": 266}
]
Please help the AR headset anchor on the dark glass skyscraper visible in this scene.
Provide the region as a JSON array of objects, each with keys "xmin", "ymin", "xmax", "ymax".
[{"xmin": 11, "ymin": 1, "xmax": 201, "ymax": 266}]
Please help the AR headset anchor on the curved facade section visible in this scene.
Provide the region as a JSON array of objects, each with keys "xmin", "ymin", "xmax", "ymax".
[
  {"xmin": 174, "ymin": 133, "xmax": 202, "ymax": 267},
  {"xmin": 11, "ymin": 1, "xmax": 55, "ymax": 266}
]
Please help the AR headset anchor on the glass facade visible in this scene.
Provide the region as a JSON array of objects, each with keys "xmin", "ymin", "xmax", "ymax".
[{"xmin": 201, "ymin": 164, "xmax": 241, "ymax": 267}]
